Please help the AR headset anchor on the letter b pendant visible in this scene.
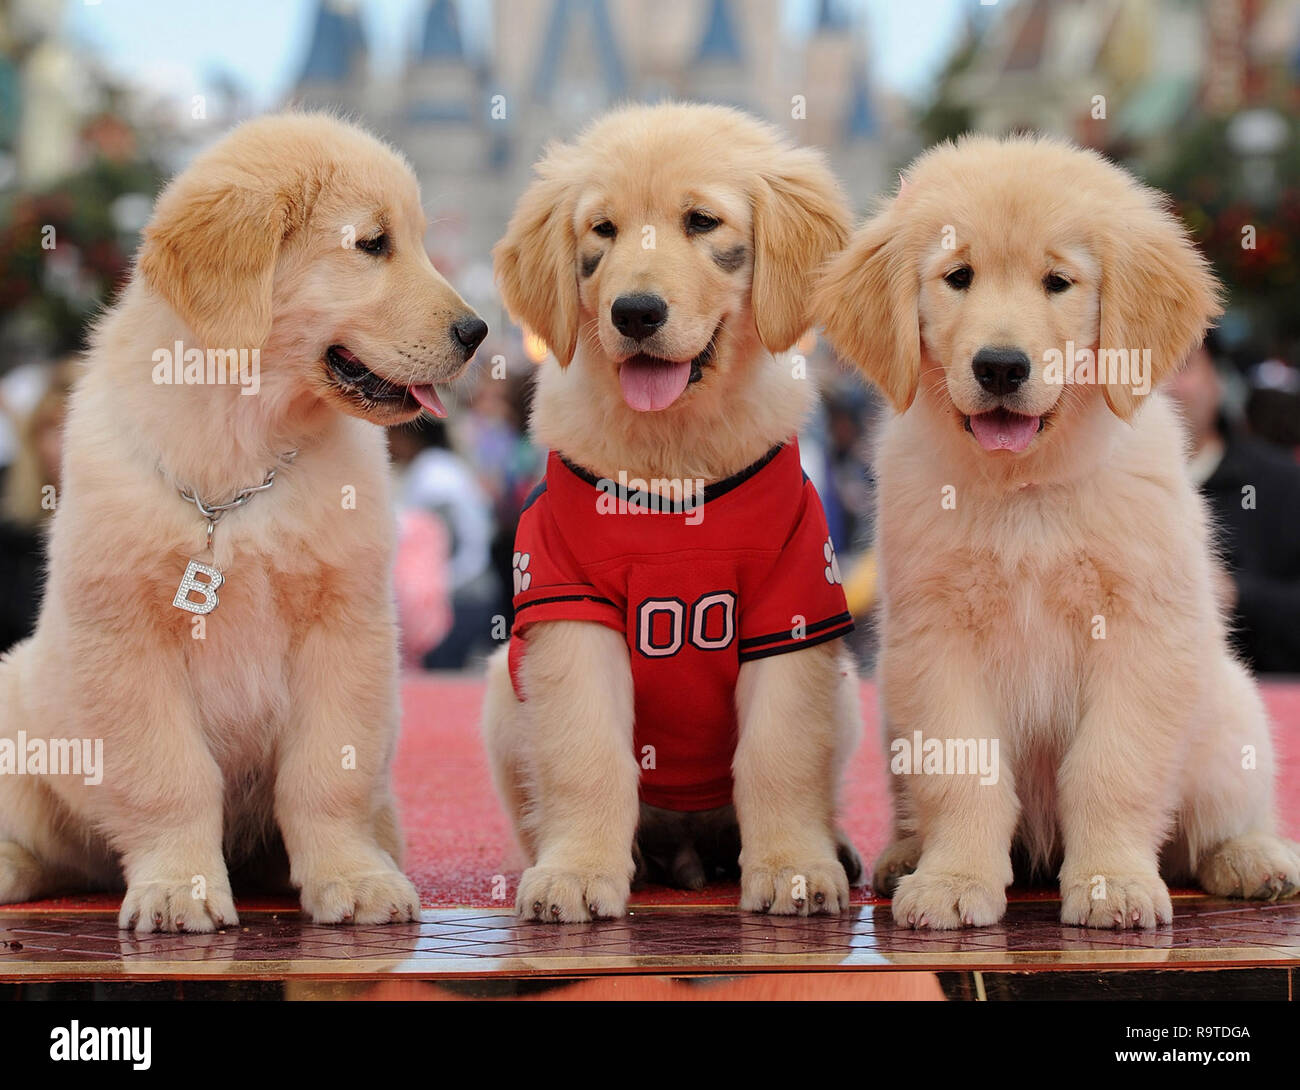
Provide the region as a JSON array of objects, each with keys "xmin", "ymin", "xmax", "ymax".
[{"xmin": 173, "ymin": 559, "xmax": 224, "ymax": 614}]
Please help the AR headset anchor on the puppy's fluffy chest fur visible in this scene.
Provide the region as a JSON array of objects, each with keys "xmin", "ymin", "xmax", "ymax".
[
  {"xmin": 46, "ymin": 407, "xmax": 396, "ymax": 750},
  {"xmin": 876, "ymin": 395, "xmax": 1209, "ymax": 737},
  {"xmin": 893, "ymin": 500, "xmax": 1130, "ymax": 636}
]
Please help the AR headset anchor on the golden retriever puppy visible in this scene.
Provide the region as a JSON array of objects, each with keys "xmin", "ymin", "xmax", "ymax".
[
  {"xmin": 483, "ymin": 103, "xmax": 860, "ymax": 921},
  {"xmin": 0, "ymin": 113, "xmax": 486, "ymax": 931},
  {"xmin": 813, "ymin": 134, "xmax": 1300, "ymax": 929}
]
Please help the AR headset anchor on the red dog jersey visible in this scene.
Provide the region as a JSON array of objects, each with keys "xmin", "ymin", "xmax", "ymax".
[{"xmin": 508, "ymin": 439, "xmax": 853, "ymax": 811}]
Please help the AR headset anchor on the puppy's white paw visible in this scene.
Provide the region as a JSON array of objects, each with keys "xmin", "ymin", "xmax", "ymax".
[
  {"xmin": 516, "ymin": 865, "xmax": 629, "ymax": 923},
  {"xmin": 301, "ymin": 866, "xmax": 420, "ymax": 924},
  {"xmin": 872, "ymin": 836, "xmax": 922, "ymax": 898},
  {"xmin": 1060, "ymin": 871, "xmax": 1171, "ymax": 929},
  {"xmin": 892, "ymin": 869, "xmax": 1005, "ymax": 929},
  {"xmin": 740, "ymin": 856, "xmax": 849, "ymax": 915},
  {"xmin": 1198, "ymin": 834, "xmax": 1300, "ymax": 901},
  {"xmin": 119, "ymin": 877, "xmax": 238, "ymax": 933}
]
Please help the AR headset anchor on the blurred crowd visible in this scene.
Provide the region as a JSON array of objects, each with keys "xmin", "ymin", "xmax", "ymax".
[
  {"xmin": 3, "ymin": 336, "xmax": 1299, "ymax": 675},
  {"xmin": 1168, "ymin": 337, "xmax": 1300, "ymax": 673}
]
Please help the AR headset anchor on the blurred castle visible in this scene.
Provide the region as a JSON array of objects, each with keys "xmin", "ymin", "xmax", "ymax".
[
  {"xmin": 288, "ymin": 0, "xmax": 897, "ymax": 318},
  {"xmin": 937, "ymin": 0, "xmax": 1300, "ymax": 163},
  {"xmin": 5, "ymin": 0, "xmax": 1300, "ymax": 344}
]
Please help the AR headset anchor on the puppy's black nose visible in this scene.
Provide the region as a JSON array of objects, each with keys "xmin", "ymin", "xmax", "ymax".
[
  {"xmin": 972, "ymin": 346, "xmax": 1030, "ymax": 396},
  {"xmin": 611, "ymin": 293, "xmax": 668, "ymax": 341},
  {"xmin": 451, "ymin": 315, "xmax": 488, "ymax": 355}
]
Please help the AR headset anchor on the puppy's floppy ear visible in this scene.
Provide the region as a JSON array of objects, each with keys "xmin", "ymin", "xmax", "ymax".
[
  {"xmin": 1096, "ymin": 185, "xmax": 1223, "ymax": 419},
  {"xmin": 138, "ymin": 166, "xmax": 292, "ymax": 349},
  {"xmin": 751, "ymin": 146, "xmax": 850, "ymax": 355},
  {"xmin": 493, "ymin": 151, "xmax": 579, "ymax": 366},
  {"xmin": 811, "ymin": 196, "xmax": 919, "ymax": 412}
]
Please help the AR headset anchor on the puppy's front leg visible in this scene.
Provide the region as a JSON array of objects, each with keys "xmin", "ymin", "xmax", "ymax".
[
  {"xmin": 735, "ymin": 640, "xmax": 850, "ymax": 915},
  {"xmin": 88, "ymin": 657, "xmax": 236, "ymax": 933},
  {"xmin": 516, "ymin": 621, "xmax": 638, "ymax": 923},
  {"xmin": 1058, "ymin": 632, "xmax": 1191, "ymax": 929},
  {"xmin": 883, "ymin": 641, "xmax": 1018, "ymax": 929},
  {"xmin": 278, "ymin": 616, "xmax": 419, "ymax": 925}
]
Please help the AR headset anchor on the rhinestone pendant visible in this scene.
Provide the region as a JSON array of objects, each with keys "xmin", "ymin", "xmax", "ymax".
[{"xmin": 173, "ymin": 559, "xmax": 224, "ymax": 615}]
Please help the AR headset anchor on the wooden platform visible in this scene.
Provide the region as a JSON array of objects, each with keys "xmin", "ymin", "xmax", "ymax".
[
  {"xmin": 3, "ymin": 677, "xmax": 1299, "ymax": 1000},
  {"xmin": 3, "ymin": 895, "xmax": 1298, "ymax": 1000}
]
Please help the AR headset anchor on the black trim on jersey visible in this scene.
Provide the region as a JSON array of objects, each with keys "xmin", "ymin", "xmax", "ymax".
[
  {"xmin": 738, "ymin": 610, "xmax": 855, "ymax": 651},
  {"xmin": 558, "ymin": 442, "xmax": 785, "ymax": 512},
  {"xmin": 516, "ymin": 593, "xmax": 617, "ymax": 614},
  {"xmin": 519, "ymin": 479, "xmax": 548, "ymax": 513},
  {"xmin": 737, "ymin": 621, "xmax": 855, "ymax": 662}
]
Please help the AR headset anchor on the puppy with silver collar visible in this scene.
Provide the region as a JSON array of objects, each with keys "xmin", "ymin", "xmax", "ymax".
[{"xmin": 0, "ymin": 114, "xmax": 485, "ymax": 931}]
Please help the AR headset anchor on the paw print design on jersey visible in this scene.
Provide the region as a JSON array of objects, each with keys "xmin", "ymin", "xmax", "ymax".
[
  {"xmin": 823, "ymin": 537, "xmax": 842, "ymax": 585},
  {"xmin": 513, "ymin": 551, "xmax": 532, "ymax": 594}
]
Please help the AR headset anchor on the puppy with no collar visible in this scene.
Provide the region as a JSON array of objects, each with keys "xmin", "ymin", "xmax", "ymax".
[
  {"xmin": 483, "ymin": 103, "xmax": 860, "ymax": 922},
  {"xmin": 813, "ymin": 135, "xmax": 1300, "ymax": 929},
  {"xmin": 0, "ymin": 114, "xmax": 486, "ymax": 931}
]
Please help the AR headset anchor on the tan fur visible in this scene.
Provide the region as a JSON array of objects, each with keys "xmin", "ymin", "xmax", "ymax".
[
  {"xmin": 483, "ymin": 103, "xmax": 859, "ymax": 920},
  {"xmin": 813, "ymin": 134, "xmax": 1298, "ymax": 930},
  {"xmin": 0, "ymin": 113, "xmax": 483, "ymax": 932}
]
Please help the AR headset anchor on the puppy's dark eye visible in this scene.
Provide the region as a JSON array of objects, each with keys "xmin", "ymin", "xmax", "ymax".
[
  {"xmin": 944, "ymin": 265, "xmax": 973, "ymax": 291},
  {"xmin": 686, "ymin": 211, "xmax": 721, "ymax": 235},
  {"xmin": 592, "ymin": 220, "xmax": 617, "ymax": 239},
  {"xmin": 1044, "ymin": 272, "xmax": 1072, "ymax": 294},
  {"xmin": 356, "ymin": 234, "xmax": 389, "ymax": 256}
]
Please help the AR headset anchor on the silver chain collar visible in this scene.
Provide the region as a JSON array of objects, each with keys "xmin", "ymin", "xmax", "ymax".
[
  {"xmin": 167, "ymin": 450, "xmax": 298, "ymax": 616},
  {"xmin": 176, "ymin": 450, "xmax": 298, "ymax": 553}
]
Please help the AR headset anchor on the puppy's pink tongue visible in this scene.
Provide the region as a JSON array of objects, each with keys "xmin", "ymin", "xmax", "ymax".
[
  {"xmin": 619, "ymin": 357, "xmax": 691, "ymax": 412},
  {"xmin": 409, "ymin": 384, "xmax": 447, "ymax": 418},
  {"xmin": 968, "ymin": 409, "xmax": 1039, "ymax": 453}
]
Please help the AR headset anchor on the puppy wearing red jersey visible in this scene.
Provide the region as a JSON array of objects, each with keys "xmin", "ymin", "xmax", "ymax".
[{"xmin": 482, "ymin": 103, "xmax": 859, "ymax": 921}]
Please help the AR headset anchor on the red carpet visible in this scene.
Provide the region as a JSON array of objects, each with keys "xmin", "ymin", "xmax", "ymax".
[{"xmin": 14, "ymin": 678, "xmax": 1300, "ymax": 912}]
